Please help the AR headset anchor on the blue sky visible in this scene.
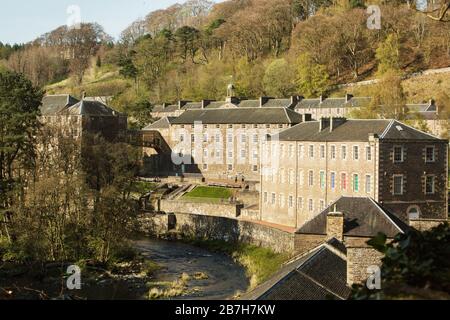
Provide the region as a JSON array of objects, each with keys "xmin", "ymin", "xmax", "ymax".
[{"xmin": 0, "ymin": 0, "xmax": 187, "ymax": 44}]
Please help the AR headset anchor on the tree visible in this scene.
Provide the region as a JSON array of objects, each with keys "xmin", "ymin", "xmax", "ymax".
[
  {"xmin": 0, "ymin": 71, "xmax": 43, "ymax": 223},
  {"xmin": 369, "ymin": 70, "xmax": 407, "ymax": 119},
  {"xmin": 352, "ymin": 223, "xmax": 450, "ymax": 300},
  {"xmin": 376, "ymin": 34, "xmax": 401, "ymax": 75},
  {"xmin": 263, "ymin": 58, "xmax": 296, "ymax": 97},
  {"xmin": 296, "ymin": 53, "xmax": 329, "ymax": 97}
]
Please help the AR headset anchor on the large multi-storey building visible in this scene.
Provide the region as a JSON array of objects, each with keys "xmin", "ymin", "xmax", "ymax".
[
  {"xmin": 260, "ymin": 117, "xmax": 448, "ymax": 228},
  {"xmin": 40, "ymin": 94, "xmax": 128, "ymax": 141},
  {"xmin": 143, "ymin": 101, "xmax": 305, "ymax": 182}
]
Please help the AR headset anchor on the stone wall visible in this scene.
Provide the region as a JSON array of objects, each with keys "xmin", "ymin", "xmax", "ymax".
[
  {"xmin": 346, "ymin": 238, "xmax": 384, "ymax": 286},
  {"xmin": 139, "ymin": 212, "xmax": 296, "ymax": 253},
  {"xmin": 410, "ymin": 218, "xmax": 448, "ymax": 231},
  {"xmin": 294, "ymin": 233, "xmax": 327, "ymax": 254},
  {"xmin": 160, "ymin": 199, "xmax": 242, "ymax": 218}
]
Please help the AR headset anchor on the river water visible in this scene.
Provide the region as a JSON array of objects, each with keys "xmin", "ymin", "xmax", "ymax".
[{"xmin": 1, "ymin": 238, "xmax": 249, "ymax": 300}]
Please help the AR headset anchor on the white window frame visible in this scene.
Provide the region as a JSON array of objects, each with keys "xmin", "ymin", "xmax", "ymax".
[
  {"xmin": 365, "ymin": 174, "xmax": 372, "ymax": 193},
  {"xmin": 425, "ymin": 146, "xmax": 436, "ymax": 163},
  {"xmin": 425, "ymin": 175, "xmax": 435, "ymax": 195},
  {"xmin": 353, "ymin": 145, "xmax": 359, "ymax": 160},
  {"xmin": 366, "ymin": 146, "xmax": 372, "ymax": 161},
  {"xmin": 393, "ymin": 145, "xmax": 404, "ymax": 163},
  {"xmin": 393, "ymin": 174, "xmax": 404, "ymax": 195},
  {"xmin": 330, "ymin": 145, "xmax": 336, "ymax": 160}
]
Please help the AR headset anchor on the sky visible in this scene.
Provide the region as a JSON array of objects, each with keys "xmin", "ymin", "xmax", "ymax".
[{"xmin": 0, "ymin": 0, "xmax": 187, "ymax": 44}]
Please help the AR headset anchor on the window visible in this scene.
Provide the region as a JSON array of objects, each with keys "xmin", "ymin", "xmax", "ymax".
[
  {"xmin": 297, "ymin": 197, "xmax": 303, "ymax": 209},
  {"xmin": 216, "ymin": 150, "xmax": 221, "ymax": 158},
  {"xmin": 271, "ymin": 193, "xmax": 276, "ymax": 205},
  {"xmin": 242, "ymin": 124, "xmax": 246, "ymax": 129},
  {"xmin": 253, "ymin": 150, "xmax": 258, "ymax": 160},
  {"xmin": 331, "ymin": 145, "xmax": 336, "ymax": 159},
  {"xmin": 253, "ymin": 134, "xmax": 259, "ymax": 143},
  {"xmin": 289, "ymin": 169, "xmax": 295, "ymax": 185},
  {"xmin": 228, "ymin": 151, "xmax": 233, "ymax": 159},
  {"xmin": 298, "ymin": 171, "xmax": 304, "ymax": 186},
  {"xmin": 425, "ymin": 175, "xmax": 435, "ymax": 194},
  {"xmin": 288, "ymin": 144, "xmax": 294, "ymax": 158},
  {"xmin": 308, "ymin": 199, "xmax": 314, "ymax": 212},
  {"xmin": 309, "ymin": 145, "xmax": 314, "ymax": 158},
  {"xmin": 228, "ymin": 124, "xmax": 233, "ymax": 129},
  {"xmin": 203, "ymin": 134, "xmax": 208, "ymax": 143},
  {"xmin": 280, "ymin": 169, "xmax": 285, "ymax": 183},
  {"xmin": 215, "ymin": 134, "xmax": 220, "ymax": 143},
  {"xmin": 264, "ymin": 192, "xmax": 268, "ymax": 203},
  {"xmin": 289, "ymin": 196, "xmax": 294, "ymax": 208},
  {"xmin": 241, "ymin": 134, "xmax": 246, "ymax": 143},
  {"xmin": 365, "ymin": 175, "xmax": 372, "ymax": 193},
  {"xmin": 240, "ymin": 149, "xmax": 246, "ymax": 158},
  {"xmin": 366, "ymin": 146, "xmax": 372, "ymax": 161},
  {"xmin": 298, "ymin": 145, "xmax": 304, "ymax": 158},
  {"xmin": 341, "ymin": 173, "xmax": 347, "ymax": 190},
  {"xmin": 203, "ymin": 124, "xmax": 208, "ymax": 129},
  {"xmin": 227, "ymin": 134, "xmax": 233, "ymax": 143},
  {"xmin": 320, "ymin": 171, "xmax": 326, "ymax": 189},
  {"xmin": 331, "ymin": 172, "xmax": 336, "ymax": 190},
  {"xmin": 253, "ymin": 124, "xmax": 258, "ymax": 129},
  {"xmin": 180, "ymin": 134, "xmax": 185, "ymax": 142},
  {"xmin": 393, "ymin": 146, "xmax": 404, "ymax": 163},
  {"xmin": 426, "ymin": 146, "xmax": 435, "ymax": 163},
  {"xmin": 202, "ymin": 164, "xmax": 208, "ymax": 170},
  {"xmin": 393, "ymin": 175, "xmax": 404, "ymax": 195},
  {"xmin": 308, "ymin": 170, "xmax": 314, "ymax": 187},
  {"xmin": 341, "ymin": 145, "xmax": 347, "ymax": 160},
  {"xmin": 203, "ymin": 149, "xmax": 208, "ymax": 158},
  {"xmin": 216, "ymin": 124, "xmax": 220, "ymax": 129},
  {"xmin": 279, "ymin": 194, "xmax": 285, "ymax": 208},
  {"xmin": 353, "ymin": 174, "xmax": 359, "ymax": 192},
  {"xmin": 353, "ymin": 146, "xmax": 359, "ymax": 160},
  {"xmin": 320, "ymin": 200, "xmax": 325, "ymax": 211},
  {"xmin": 253, "ymin": 165, "xmax": 258, "ymax": 172},
  {"xmin": 408, "ymin": 206, "xmax": 420, "ymax": 220},
  {"xmin": 266, "ymin": 124, "xmax": 271, "ymax": 129},
  {"xmin": 228, "ymin": 164, "xmax": 233, "ymax": 171},
  {"xmin": 280, "ymin": 144, "xmax": 285, "ymax": 157},
  {"xmin": 278, "ymin": 124, "xmax": 283, "ymax": 129},
  {"xmin": 320, "ymin": 145, "xmax": 325, "ymax": 159}
]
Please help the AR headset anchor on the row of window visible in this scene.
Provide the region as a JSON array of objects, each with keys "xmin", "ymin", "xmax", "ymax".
[
  {"xmin": 179, "ymin": 124, "xmax": 285, "ymax": 129},
  {"xmin": 263, "ymin": 193, "xmax": 327, "ymax": 212},
  {"xmin": 201, "ymin": 164, "xmax": 259, "ymax": 172},
  {"xmin": 179, "ymin": 133, "xmax": 265, "ymax": 144},
  {"xmin": 392, "ymin": 174, "xmax": 436, "ymax": 195},
  {"xmin": 265, "ymin": 169, "xmax": 372, "ymax": 193},
  {"xmin": 393, "ymin": 145, "xmax": 436, "ymax": 163},
  {"xmin": 275, "ymin": 144, "xmax": 373, "ymax": 161}
]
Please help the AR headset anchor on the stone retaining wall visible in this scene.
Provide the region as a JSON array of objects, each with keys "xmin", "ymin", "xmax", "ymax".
[
  {"xmin": 160, "ymin": 199, "xmax": 243, "ymax": 219},
  {"xmin": 410, "ymin": 218, "xmax": 448, "ymax": 231}
]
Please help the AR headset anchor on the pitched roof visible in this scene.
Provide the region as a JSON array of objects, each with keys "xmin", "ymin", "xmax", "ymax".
[
  {"xmin": 63, "ymin": 100, "xmax": 123, "ymax": 117},
  {"xmin": 243, "ymin": 243, "xmax": 350, "ymax": 300},
  {"xmin": 263, "ymin": 98, "xmax": 293, "ymax": 109},
  {"xmin": 142, "ymin": 117, "xmax": 175, "ymax": 130},
  {"xmin": 276, "ymin": 119, "xmax": 443, "ymax": 142},
  {"xmin": 40, "ymin": 94, "xmax": 79, "ymax": 115},
  {"xmin": 152, "ymin": 104, "xmax": 179, "ymax": 113},
  {"xmin": 170, "ymin": 108, "xmax": 303, "ymax": 125},
  {"xmin": 297, "ymin": 197, "xmax": 408, "ymax": 238}
]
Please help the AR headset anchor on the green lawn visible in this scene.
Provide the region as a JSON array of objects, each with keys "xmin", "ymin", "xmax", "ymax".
[{"xmin": 183, "ymin": 186, "xmax": 233, "ymax": 200}]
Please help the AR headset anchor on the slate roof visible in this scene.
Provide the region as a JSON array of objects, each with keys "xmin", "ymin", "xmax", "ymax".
[
  {"xmin": 243, "ymin": 242, "xmax": 351, "ymax": 300},
  {"xmin": 263, "ymin": 98, "xmax": 293, "ymax": 108},
  {"xmin": 142, "ymin": 117, "xmax": 176, "ymax": 130},
  {"xmin": 238, "ymin": 100, "xmax": 260, "ymax": 108},
  {"xmin": 152, "ymin": 104, "xmax": 179, "ymax": 113},
  {"xmin": 297, "ymin": 197, "xmax": 408, "ymax": 238},
  {"xmin": 40, "ymin": 95, "xmax": 79, "ymax": 115},
  {"xmin": 63, "ymin": 100, "xmax": 123, "ymax": 117},
  {"xmin": 276, "ymin": 119, "xmax": 442, "ymax": 142},
  {"xmin": 171, "ymin": 108, "xmax": 303, "ymax": 125}
]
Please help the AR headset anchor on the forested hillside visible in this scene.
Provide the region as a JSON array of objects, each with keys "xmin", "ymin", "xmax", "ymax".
[{"xmin": 1, "ymin": 0, "xmax": 450, "ymax": 117}]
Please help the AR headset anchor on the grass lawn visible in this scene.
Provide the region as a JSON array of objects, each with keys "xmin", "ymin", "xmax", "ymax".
[{"xmin": 183, "ymin": 186, "xmax": 234, "ymax": 200}]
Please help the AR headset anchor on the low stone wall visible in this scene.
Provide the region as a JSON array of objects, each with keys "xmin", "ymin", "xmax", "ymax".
[
  {"xmin": 140, "ymin": 212, "xmax": 295, "ymax": 253},
  {"xmin": 346, "ymin": 246, "xmax": 383, "ymax": 286},
  {"xmin": 294, "ymin": 233, "xmax": 327, "ymax": 255},
  {"xmin": 160, "ymin": 199, "xmax": 242, "ymax": 219},
  {"xmin": 410, "ymin": 218, "xmax": 448, "ymax": 231}
]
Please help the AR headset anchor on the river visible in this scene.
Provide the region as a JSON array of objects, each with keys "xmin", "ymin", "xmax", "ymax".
[{"xmin": 0, "ymin": 238, "xmax": 249, "ymax": 300}]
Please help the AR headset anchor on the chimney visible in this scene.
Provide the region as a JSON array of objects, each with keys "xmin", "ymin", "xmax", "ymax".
[
  {"xmin": 330, "ymin": 117, "xmax": 347, "ymax": 132},
  {"xmin": 226, "ymin": 96, "xmax": 240, "ymax": 105},
  {"xmin": 319, "ymin": 117, "xmax": 331, "ymax": 131},
  {"xmin": 302, "ymin": 113, "xmax": 312, "ymax": 122},
  {"xmin": 345, "ymin": 93, "xmax": 353, "ymax": 103},
  {"xmin": 260, "ymin": 96, "xmax": 272, "ymax": 107},
  {"xmin": 81, "ymin": 91, "xmax": 86, "ymax": 100},
  {"xmin": 202, "ymin": 100, "xmax": 214, "ymax": 109},
  {"xmin": 320, "ymin": 95, "xmax": 326, "ymax": 103},
  {"xmin": 326, "ymin": 208, "xmax": 344, "ymax": 241},
  {"xmin": 162, "ymin": 103, "xmax": 169, "ymax": 110},
  {"xmin": 178, "ymin": 100, "xmax": 191, "ymax": 110}
]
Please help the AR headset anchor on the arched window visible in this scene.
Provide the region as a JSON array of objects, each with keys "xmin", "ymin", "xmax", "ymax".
[{"xmin": 407, "ymin": 206, "xmax": 420, "ymax": 220}]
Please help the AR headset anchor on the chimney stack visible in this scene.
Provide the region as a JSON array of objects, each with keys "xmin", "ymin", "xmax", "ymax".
[
  {"xmin": 319, "ymin": 117, "xmax": 331, "ymax": 131},
  {"xmin": 202, "ymin": 100, "xmax": 213, "ymax": 109},
  {"xmin": 320, "ymin": 95, "xmax": 326, "ymax": 104},
  {"xmin": 82, "ymin": 91, "xmax": 86, "ymax": 100},
  {"xmin": 302, "ymin": 113, "xmax": 312, "ymax": 123},
  {"xmin": 345, "ymin": 93, "xmax": 353, "ymax": 103},
  {"xmin": 178, "ymin": 100, "xmax": 191, "ymax": 110},
  {"xmin": 326, "ymin": 208, "xmax": 344, "ymax": 241},
  {"xmin": 330, "ymin": 117, "xmax": 347, "ymax": 132},
  {"xmin": 226, "ymin": 96, "xmax": 240, "ymax": 105},
  {"xmin": 260, "ymin": 96, "xmax": 272, "ymax": 108}
]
